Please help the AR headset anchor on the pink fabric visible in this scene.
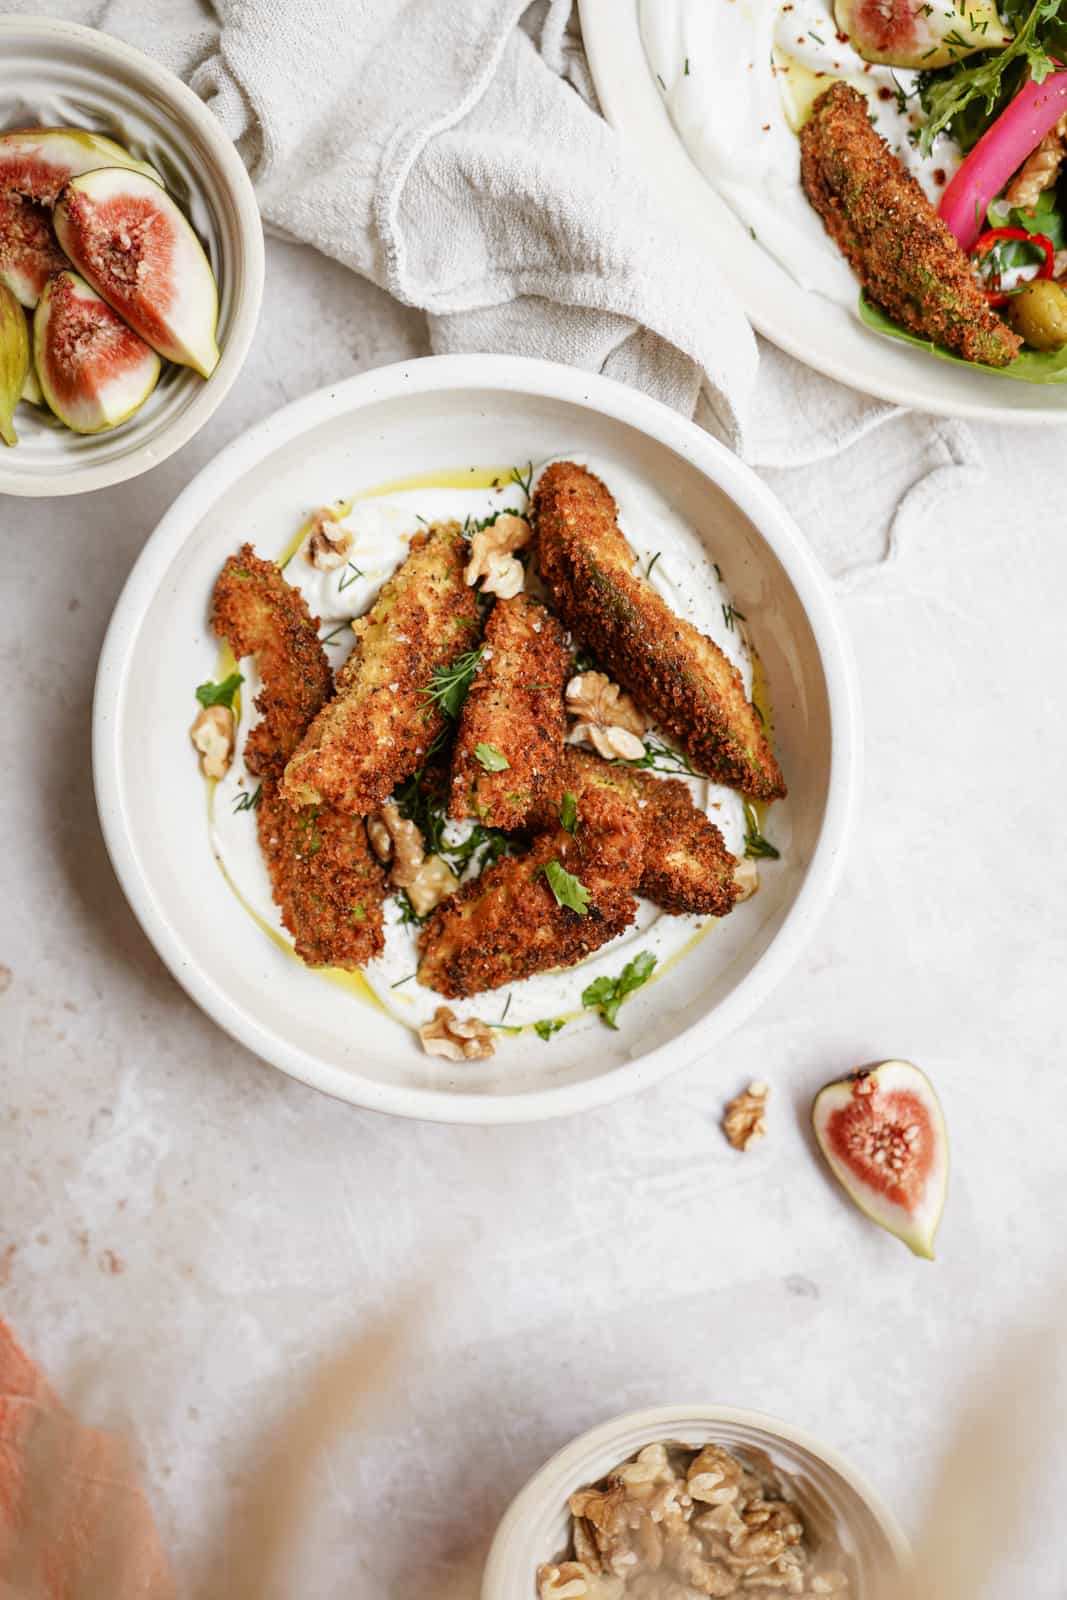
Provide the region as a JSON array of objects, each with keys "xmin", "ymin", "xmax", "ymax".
[{"xmin": 0, "ymin": 1320, "xmax": 173, "ymax": 1599}]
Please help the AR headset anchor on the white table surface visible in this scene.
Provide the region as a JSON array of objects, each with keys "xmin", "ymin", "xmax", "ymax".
[{"xmin": 3, "ymin": 237, "xmax": 1065, "ymax": 1598}]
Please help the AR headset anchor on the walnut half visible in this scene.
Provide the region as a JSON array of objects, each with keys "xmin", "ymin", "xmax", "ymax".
[
  {"xmin": 465, "ymin": 512, "xmax": 532, "ymax": 598},
  {"xmin": 722, "ymin": 1082, "xmax": 769, "ymax": 1152},
  {"xmin": 305, "ymin": 505, "xmax": 353, "ymax": 570},
  {"xmin": 190, "ymin": 705, "xmax": 235, "ymax": 780},
  {"xmin": 419, "ymin": 1006, "xmax": 495, "ymax": 1061},
  {"xmin": 566, "ymin": 672, "xmax": 649, "ymax": 761}
]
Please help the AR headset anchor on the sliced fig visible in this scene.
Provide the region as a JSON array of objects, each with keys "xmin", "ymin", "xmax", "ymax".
[
  {"xmin": 812, "ymin": 1060, "xmax": 948, "ymax": 1259},
  {"xmin": 833, "ymin": 0, "xmax": 1011, "ymax": 68},
  {"xmin": 0, "ymin": 282, "xmax": 30, "ymax": 446},
  {"xmin": 0, "ymin": 128, "xmax": 160, "ymax": 309},
  {"xmin": 54, "ymin": 168, "xmax": 220, "ymax": 379},
  {"xmin": 34, "ymin": 270, "xmax": 160, "ymax": 435}
]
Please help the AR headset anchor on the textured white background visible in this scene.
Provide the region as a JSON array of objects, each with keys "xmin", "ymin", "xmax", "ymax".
[{"xmin": 2, "ymin": 240, "xmax": 1066, "ymax": 1597}]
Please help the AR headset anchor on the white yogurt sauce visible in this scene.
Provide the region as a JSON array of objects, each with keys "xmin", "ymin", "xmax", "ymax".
[
  {"xmin": 208, "ymin": 458, "xmax": 778, "ymax": 1037},
  {"xmin": 640, "ymin": 0, "xmax": 962, "ymax": 306}
]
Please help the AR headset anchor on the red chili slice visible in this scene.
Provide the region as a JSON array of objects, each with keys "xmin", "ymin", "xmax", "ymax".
[{"xmin": 971, "ymin": 226, "xmax": 1055, "ymax": 306}]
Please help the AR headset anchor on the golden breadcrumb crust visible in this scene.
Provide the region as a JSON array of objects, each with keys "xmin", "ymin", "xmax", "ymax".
[
  {"xmin": 211, "ymin": 543, "xmax": 333, "ymax": 779},
  {"xmin": 417, "ymin": 784, "xmax": 642, "ymax": 998},
  {"xmin": 533, "ymin": 461, "xmax": 785, "ymax": 801},
  {"xmin": 280, "ymin": 522, "xmax": 481, "ymax": 815},
  {"xmin": 448, "ymin": 592, "xmax": 570, "ymax": 828},
  {"xmin": 257, "ymin": 780, "xmax": 385, "ymax": 969},
  {"xmin": 799, "ymin": 83, "xmax": 1020, "ymax": 367}
]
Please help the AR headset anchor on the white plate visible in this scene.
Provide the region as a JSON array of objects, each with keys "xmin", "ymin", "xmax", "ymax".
[
  {"xmin": 0, "ymin": 16, "xmax": 264, "ymax": 496},
  {"xmin": 93, "ymin": 355, "xmax": 859, "ymax": 1125},
  {"xmin": 579, "ymin": 0, "xmax": 1067, "ymax": 424}
]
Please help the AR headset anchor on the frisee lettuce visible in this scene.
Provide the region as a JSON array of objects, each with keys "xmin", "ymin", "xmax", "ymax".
[{"xmin": 919, "ymin": 0, "xmax": 1067, "ymax": 155}]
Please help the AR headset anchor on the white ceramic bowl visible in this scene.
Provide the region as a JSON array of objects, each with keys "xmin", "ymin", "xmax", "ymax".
[
  {"xmin": 0, "ymin": 15, "xmax": 264, "ymax": 496},
  {"xmin": 482, "ymin": 1405, "xmax": 910, "ymax": 1600},
  {"xmin": 93, "ymin": 354, "xmax": 859, "ymax": 1124},
  {"xmin": 579, "ymin": 0, "xmax": 1067, "ymax": 425}
]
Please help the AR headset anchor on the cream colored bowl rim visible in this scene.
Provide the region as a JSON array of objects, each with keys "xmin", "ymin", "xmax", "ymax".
[
  {"xmin": 0, "ymin": 14, "xmax": 264, "ymax": 497},
  {"xmin": 481, "ymin": 1402, "xmax": 911, "ymax": 1597}
]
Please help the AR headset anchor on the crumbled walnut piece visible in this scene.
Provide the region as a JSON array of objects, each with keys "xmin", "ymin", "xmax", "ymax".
[
  {"xmin": 366, "ymin": 813, "xmax": 392, "ymax": 864},
  {"xmin": 189, "ymin": 705, "xmax": 235, "ymax": 780},
  {"xmin": 722, "ymin": 1082, "xmax": 769, "ymax": 1152},
  {"xmin": 305, "ymin": 505, "xmax": 353, "ymax": 570},
  {"xmin": 406, "ymin": 854, "xmax": 460, "ymax": 917},
  {"xmin": 809, "ymin": 1574, "xmax": 847, "ymax": 1595},
  {"xmin": 1005, "ymin": 114, "xmax": 1067, "ymax": 208},
  {"xmin": 418, "ymin": 1006, "xmax": 495, "ymax": 1061},
  {"xmin": 732, "ymin": 859, "xmax": 759, "ymax": 902},
  {"xmin": 465, "ymin": 512, "xmax": 532, "ymax": 593},
  {"xmin": 537, "ymin": 1562, "xmax": 591, "ymax": 1600},
  {"xmin": 373, "ymin": 802, "xmax": 424, "ymax": 886},
  {"xmin": 566, "ymin": 672, "xmax": 649, "ymax": 744}
]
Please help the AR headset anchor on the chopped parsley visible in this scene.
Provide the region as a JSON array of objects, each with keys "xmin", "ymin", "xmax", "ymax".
[
  {"xmin": 743, "ymin": 801, "xmax": 780, "ymax": 861},
  {"xmin": 195, "ymin": 672, "xmax": 242, "ymax": 709},
  {"xmin": 533, "ymin": 1018, "xmax": 566, "ymax": 1041},
  {"xmin": 581, "ymin": 950, "xmax": 658, "ymax": 1030},
  {"xmin": 559, "ymin": 790, "xmax": 579, "ymax": 835},
  {"xmin": 475, "ymin": 742, "xmax": 510, "ymax": 772},
  {"xmin": 540, "ymin": 860, "xmax": 590, "ymax": 915}
]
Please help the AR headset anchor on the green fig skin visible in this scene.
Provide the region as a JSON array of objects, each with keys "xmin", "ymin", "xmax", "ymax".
[
  {"xmin": 812, "ymin": 1059, "xmax": 949, "ymax": 1260},
  {"xmin": 0, "ymin": 282, "xmax": 30, "ymax": 446}
]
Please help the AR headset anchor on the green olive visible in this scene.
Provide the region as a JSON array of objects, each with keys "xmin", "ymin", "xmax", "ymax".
[{"xmin": 1006, "ymin": 280, "xmax": 1067, "ymax": 352}]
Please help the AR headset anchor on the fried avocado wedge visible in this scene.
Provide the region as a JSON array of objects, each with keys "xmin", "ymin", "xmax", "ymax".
[
  {"xmin": 533, "ymin": 750, "xmax": 742, "ymax": 918},
  {"xmin": 417, "ymin": 785, "xmax": 642, "ymax": 998},
  {"xmin": 211, "ymin": 543, "xmax": 334, "ymax": 780},
  {"xmin": 257, "ymin": 781, "xmax": 385, "ymax": 970},
  {"xmin": 799, "ymin": 83, "xmax": 1021, "ymax": 368},
  {"xmin": 448, "ymin": 592, "xmax": 570, "ymax": 829},
  {"xmin": 533, "ymin": 462, "xmax": 785, "ymax": 801},
  {"xmin": 211, "ymin": 545, "xmax": 386, "ymax": 966},
  {"xmin": 281, "ymin": 521, "xmax": 480, "ymax": 816}
]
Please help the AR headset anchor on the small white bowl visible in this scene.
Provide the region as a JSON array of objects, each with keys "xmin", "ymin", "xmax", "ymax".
[
  {"xmin": 0, "ymin": 15, "xmax": 264, "ymax": 497},
  {"xmin": 482, "ymin": 1405, "xmax": 910, "ymax": 1600},
  {"xmin": 93, "ymin": 354, "xmax": 859, "ymax": 1124}
]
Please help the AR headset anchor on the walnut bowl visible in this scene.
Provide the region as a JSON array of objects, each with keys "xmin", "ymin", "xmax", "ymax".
[
  {"xmin": 481, "ymin": 1405, "xmax": 910, "ymax": 1600},
  {"xmin": 93, "ymin": 354, "xmax": 859, "ymax": 1123}
]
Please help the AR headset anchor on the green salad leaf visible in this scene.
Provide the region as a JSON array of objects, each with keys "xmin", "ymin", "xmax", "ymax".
[
  {"xmin": 918, "ymin": 0, "xmax": 1067, "ymax": 155},
  {"xmin": 988, "ymin": 187, "xmax": 1067, "ymax": 248},
  {"xmin": 859, "ymin": 293, "xmax": 1067, "ymax": 382}
]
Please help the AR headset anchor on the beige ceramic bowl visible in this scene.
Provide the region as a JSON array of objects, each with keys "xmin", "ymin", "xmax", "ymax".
[
  {"xmin": 0, "ymin": 15, "xmax": 263, "ymax": 496},
  {"xmin": 482, "ymin": 1405, "xmax": 910, "ymax": 1600}
]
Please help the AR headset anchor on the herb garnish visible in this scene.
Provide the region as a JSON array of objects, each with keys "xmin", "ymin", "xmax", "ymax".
[
  {"xmin": 510, "ymin": 460, "xmax": 534, "ymax": 500},
  {"xmin": 560, "ymin": 790, "xmax": 579, "ymax": 835},
  {"xmin": 722, "ymin": 601, "xmax": 747, "ymax": 632},
  {"xmin": 743, "ymin": 801, "xmax": 780, "ymax": 861},
  {"xmin": 321, "ymin": 623, "xmax": 352, "ymax": 646},
  {"xmin": 338, "ymin": 561, "xmax": 365, "ymax": 593},
  {"xmin": 394, "ymin": 889, "xmax": 427, "ymax": 926},
  {"xmin": 475, "ymin": 742, "xmax": 510, "ymax": 772},
  {"xmin": 539, "ymin": 860, "xmax": 590, "ymax": 915},
  {"xmin": 645, "ymin": 551, "xmax": 662, "ymax": 579},
  {"xmin": 232, "ymin": 784, "xmax": 262, "ymax": 814},
  {"xmin": 616, "ymin": 736, "xmax": 703, "ymax": 779},
  {"xmin": 581, "ymin": 950, "xmax": 658, "ymax": 1029},
  {"xmin": 196, "ymin": 672, "xmax": 243, "ymax": 709},
  {"xmin": 918, "ymin": 0, "xmax": 1066, "ymax": 155},
  {"xmin": 423, "ymin": 647, "xmax": 484, "ymax": 720},
  {"xmin": 534, "ymin": 1018, "xmax": 566, "ymax": 1041}
]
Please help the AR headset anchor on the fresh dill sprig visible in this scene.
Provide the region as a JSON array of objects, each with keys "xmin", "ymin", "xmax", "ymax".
[
  {"xmin": 422, "ymin": 647, "xmax": 484, "ymax": 720},
  {"xmin": 615, "ymin": 736, "xmax": 703, "ymax": 779},
  {"xmin": 743, "ymin": 801, "xmax": 780, "ymax": 861},
  {"xmin": 510, "ymin": 460, "xmax": 534, "ymax": 500},
  {"xmin": 232, "ymin": 784, "xmax": 262, "ymax": 814},
  {"xmin": 320, "ymin": 623, "xmax": 352, "ymax": 646},
  {"xmin": 338, "ymin": 561, "xmax": 365, "ymax": 593},
  {"xmin": 645, "ymin": 551, "xmax": 662, "ymax": 579},
  {"xmin": 722, "ymin": 601, "xmax": 747, "ymax": 632}
]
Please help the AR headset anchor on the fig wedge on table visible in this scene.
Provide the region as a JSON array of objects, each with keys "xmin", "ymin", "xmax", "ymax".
[
  {"xmin": 834, "ymin": 0, "xmax": 1011, "ymax": 66},
  {"xmin": 812, "ymin": 1060, "xmax": 949, "ymax": 1259},
  {"xmin": 54, "ymin": 168, "xmax": 220, "ymax": 379},
  {"xmin": 0, "ymin": 128, "xmax": 160, "ymax": 308},
  {"xmin": 0, "ymin": 282, "xmax": 30, "ymax": 445},
  {"xmin": 34, "ymin": 269, "xmax": 160, "ymax": 435}
]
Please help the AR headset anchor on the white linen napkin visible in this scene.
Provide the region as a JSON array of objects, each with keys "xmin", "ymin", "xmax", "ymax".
[{"xmin": 6, "ymin": 0, "xmax": 980, "ymax": 581}]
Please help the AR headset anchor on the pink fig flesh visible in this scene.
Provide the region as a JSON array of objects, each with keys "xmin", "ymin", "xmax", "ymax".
[
  {"xmin": 34, "ymin": 269, "xmax": 160, "ymax": 434},
  {"xmin": 833, "ymin": 0, "xmax": 1010, "ymax": 67},
  {"xmin": 0, "ymin": 128, "xmax": 161, "ymax": 309},
  {"xmin": 54, "ymin": 168, "xmax": 220, "ymax": 378},
  {"xmin": 812, "ymin": 1059, "xmax": 948, "ymax": 1259}
]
